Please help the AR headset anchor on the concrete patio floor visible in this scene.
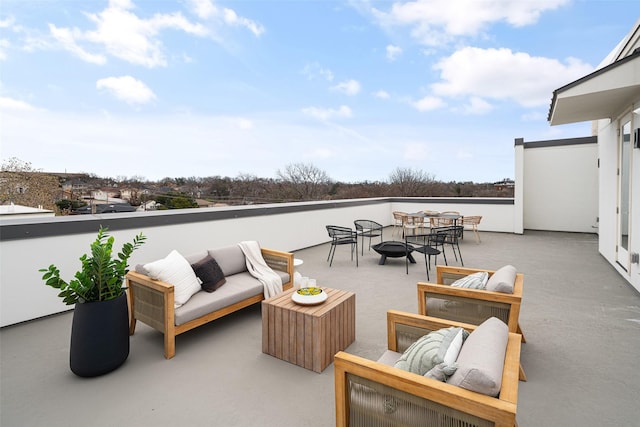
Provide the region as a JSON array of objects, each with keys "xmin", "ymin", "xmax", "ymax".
[{"xmin": 1, "ymin": 229, "xmax": 639, "ymax": 426}]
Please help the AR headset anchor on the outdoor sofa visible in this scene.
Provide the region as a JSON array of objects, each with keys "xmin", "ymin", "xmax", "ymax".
[{"xmin": 126, "ymin": 244, "xmax": 293, "ymax": 359}]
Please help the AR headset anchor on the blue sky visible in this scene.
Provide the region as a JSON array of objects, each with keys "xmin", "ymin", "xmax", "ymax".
[{"xmin": 1, "ymin": 1, "xmax": 638, "ymax": 183}]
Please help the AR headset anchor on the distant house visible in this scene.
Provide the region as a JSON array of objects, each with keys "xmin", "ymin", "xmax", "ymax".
[
  {"xmin": 493, "ymin": 179, "xmax": 515, "ymax": 191},
  {"xmin": 548, "ymin": 18, "xmax": 640, "ymax": 293},
  {"xmin": 137, "ymin": 200, "xmax": 158, "ymax": 211},
  {"xmin": 0, "ymin": 203, "xmax": 55, "ymax": 219},
  {"xmin": 90, "ymin": 188, "xmax": 120, "ymax": 202}
]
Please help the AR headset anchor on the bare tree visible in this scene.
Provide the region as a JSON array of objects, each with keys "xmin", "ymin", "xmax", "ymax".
[
  {"xmin": 0, "ymin": 157, "xmax": 60, "ymax": 209},
  {"xmin": 388, "ymin": 167, "xmax": 436, "ymax": 197},
  {"xmin": 276, "ymin": 162, "xmax": 332, "ymax": 200}
]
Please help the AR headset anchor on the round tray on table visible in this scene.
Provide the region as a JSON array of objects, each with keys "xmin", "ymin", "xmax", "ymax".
[{"xmin": 291, "ymin": 287, "xmax": 328, "ymax": 306}]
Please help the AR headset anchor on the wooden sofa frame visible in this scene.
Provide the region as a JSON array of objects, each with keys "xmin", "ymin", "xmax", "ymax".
[
  {"xmin": 335, "ymin": 310, "xmax": 521, "ymax": 427},
  {"xmin": 417, "ymin": 265, "xmax": 526, "ymax": 380},
  {"xmin": 126, "ymin": 248, "xmax": 293, "ymax": 359}
]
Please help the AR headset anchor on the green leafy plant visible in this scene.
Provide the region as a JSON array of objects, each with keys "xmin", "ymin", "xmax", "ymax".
[{"xmin": 40, "ymin": 226, "xmax": 146, "ymax": 305}]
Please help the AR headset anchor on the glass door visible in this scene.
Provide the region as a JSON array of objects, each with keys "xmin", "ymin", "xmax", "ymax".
[{"xmin": 617, "ymin": 117, "xmax": 631, "ymax": 269}]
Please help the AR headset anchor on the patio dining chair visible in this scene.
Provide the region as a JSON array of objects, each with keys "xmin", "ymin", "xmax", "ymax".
[
  {"xmin": 404, "ymin": 232, "xmax": 441, "ymax": 280},
  {"xmin": 462, "ymin": 215, "xmax": 483, "ymax": 243},
  {"xmin": 391, "ymin": 211, "xmax": 407, "ymax": 238},
  {"xmin": 433, "ymin": 226, "xmax": 464, "ymax": 266},
  {"xmin": 430, "ymin": 210, "xmax": 460, "ymax": 227},
  {"xmin": 403, "ymin": 213, "xmax": 426, "ymax": 237},
  {"xmin": 354, "ymin": 219, "xmax": 383, "ymax": 255},
  {"xmin": 326, "ymin": 225, "xmax": 358, "ymax": 267}
]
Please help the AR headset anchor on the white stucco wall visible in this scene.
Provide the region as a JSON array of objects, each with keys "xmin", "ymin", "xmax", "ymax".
[
  {"xmin": 522, "ymin": 142, "xmax": 599, "ymax": 233},
  {"xmin": 598, "ymin": 110, "xmax": 640, "ymax": 294},
  {"xmin": 0, "ymin": 199, "xmax": 518, "ymax": 326}
]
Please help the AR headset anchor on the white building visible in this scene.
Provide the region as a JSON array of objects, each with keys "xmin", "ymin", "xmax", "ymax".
[
  {"xmin": 0, "ymin": 203, "xmax": 55, "ymax": 219},
  {"xmin": 548, "ymin": 19, "xmax": 640, "ymax": 292}
]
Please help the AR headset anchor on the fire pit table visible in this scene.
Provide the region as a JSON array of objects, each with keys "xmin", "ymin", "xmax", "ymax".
[{"xmin": 371, "ymin": 241, "xmax": 416, "ymax": 265}]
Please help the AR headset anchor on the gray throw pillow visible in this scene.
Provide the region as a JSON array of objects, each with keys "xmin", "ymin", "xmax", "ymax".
[
  {"xmin": 486, "ymin": 265, "xmax": 517, "ymax": 294},
  {"xmin": 191, "ymin": 255, "xmax": 226, "ymax": 292},
  {"xmin": 424, "ymin": 362, "xmax": 458, "ymax": 381},
  {"xmin": 394, "ymin": 327, "xmax": 467, "ymax": 376},
  {"xmin": 446, "ymin": 317, "xmax": 508, "ymax": 396}
]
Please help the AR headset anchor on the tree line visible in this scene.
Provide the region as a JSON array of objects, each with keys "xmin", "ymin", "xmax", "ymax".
[{"xmin": 1, "ymin": 158, "xmax": 513, "ymax": 213}]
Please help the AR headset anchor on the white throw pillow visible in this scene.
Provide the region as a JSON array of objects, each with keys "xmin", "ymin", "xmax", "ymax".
[
  {"xmin": 451, "ymin": 271, "xmax": 489, "ymax": 289},
  {"xmin": 144, "ymin": 250, "xmax": 201, "ymax": 308},
  {"xmin": 443, "ymin": 328, "xmax": 466, "ymax": 366}
]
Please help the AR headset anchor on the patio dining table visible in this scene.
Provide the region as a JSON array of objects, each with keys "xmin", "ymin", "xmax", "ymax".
[
  {"xmin": 407, "ymin": 212, "xmax": 462, "ymax": 225},
  {"xmin": 402, "ymin": 212, "xmax": 462, "ymax": 237}
]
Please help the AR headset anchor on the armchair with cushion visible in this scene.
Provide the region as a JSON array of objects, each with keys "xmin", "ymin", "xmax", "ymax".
[
  {"xmin": 417, "ymin": 265, "xmax": 526, "ymax": 380},
  {"xmin": 335, "ymin": 311, "xmax": 521, "ymax": 427}
]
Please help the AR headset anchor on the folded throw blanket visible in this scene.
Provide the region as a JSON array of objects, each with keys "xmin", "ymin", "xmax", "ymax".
[{"xmin": 238, "ymin": 241, "xmax": 283, "ymax": 298}]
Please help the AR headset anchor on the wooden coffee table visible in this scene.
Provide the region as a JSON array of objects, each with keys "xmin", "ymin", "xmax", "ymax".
[{"xmin": 261, "ymin": 287, "xmax": 355, "ymax": 373}]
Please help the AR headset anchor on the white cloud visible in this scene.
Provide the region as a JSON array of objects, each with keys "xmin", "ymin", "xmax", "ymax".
[
  {"xmin": 188, "ymin": 0, "xmax": 218, "ymax": 19},
  {"xmin": 49, "ymin": 24, "xmax": 107, "ymax": 65},
  {"xmin": 432, "ymin": 47, "xmax": 593, "ymax": 107},
  {"xmin": 371, "ymin": 0, "xmax": 569, "ymax": 46},
  {"xmin": 231, "ymin": 117, "xmax": 254, "ymax": 130},
  {"xmin": 373, "ymin": 90, "xmax": 390, "ymax": 99},
  {"xmin": 83, "ymin": 2, "xmax": 209, "ymax": 67},
  {"xmin": 302, "ymin": 105, "xmax": 353, "ymax": 120},
  {"xmin": 386, "ymin": 44, "xmax": 402, "ymax": 61},
  {"xmin": 187, "ymin": 0, "xmax": 264, "ymax": 36},
  {"xmin": 412, "ymin": 95, "xmax": 445, "ymax": 111},
  {"xmin": 96, "ymin": 76, "xmax": 156, "ymax": 104},
  {"xmin": 0, "ymin": 96, "xmax": 39, "ymax": 111},
  {"xmin": 222, "ymin": 8, "xmax": 264, "ymax": 36},
  {"xmin": 0, "ymin": 39, "xmax": 10, "ymax": 61},
  {"xmin": 46, "ymin": 0, "xmax": 262, "ymax": 68},
  {"xmin": 463, "ymin": 96, "xmax": 493, "ymax": 115},
  {"xmin": 302, "ymin": 62, "xmax": 334, "ymax": 81},
  {"xmin": 331, "ymin": 79, "xmax": 361, "ymax": 96},
  {"xmin": 521, "ymin": 110, "xmax": 547, "ymax": 122}
]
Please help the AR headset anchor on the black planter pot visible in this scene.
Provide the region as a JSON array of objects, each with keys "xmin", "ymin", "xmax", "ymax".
[{"xmin": 70, "ymin": 293, "xmax": 129, "ymax": 377}]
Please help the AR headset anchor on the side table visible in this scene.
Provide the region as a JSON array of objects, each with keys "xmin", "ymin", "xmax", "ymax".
[{"xmin": 262, "ymin": 287, "xmax": 355, "ymax": 373}]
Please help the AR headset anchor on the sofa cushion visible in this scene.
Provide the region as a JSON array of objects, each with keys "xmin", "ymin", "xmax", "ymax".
[
  {"xmin": 486, "ymin": 265, "xmax": 517, "ymax": 294},
  {"xmin": 208, "ymin": 245, "xmax": 248, "ymax": 276},
  {"xmin": 451, "ymin": 271, "xmax": 489, "ymax": 289},
  {"xmin": 394, "ymin": 327, "xmax": 468, "ymax": 376},
  {"xmin": 191, "ymin": 255, "xmax": 226, "ymax": 292},
  {"xmin": 144, "ymin": 250, "xmax": 201, "ymax": 309},
  {"xmin": 183, "ymin": 250, "xmax": 209, "ymax": 265},
  {"xmin": 376, "ymin": 350, "xmax": 402, "ymax": 366},
  {"xmin": 174, "ymin": 272, "xmax": 263, "ymax": 325},
  {"xmin": 446, "ymin": 317, "xmax": 508, "ymax": 396}
]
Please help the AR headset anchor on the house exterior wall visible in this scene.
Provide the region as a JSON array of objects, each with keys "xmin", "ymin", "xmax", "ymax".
[
  {"xmin": 598, "ymin": 107, "xmax": 640, "ymax": 293},
  {"xmin": 515, "ymin": 137, "xmax": 598, "ymax": 233}
]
